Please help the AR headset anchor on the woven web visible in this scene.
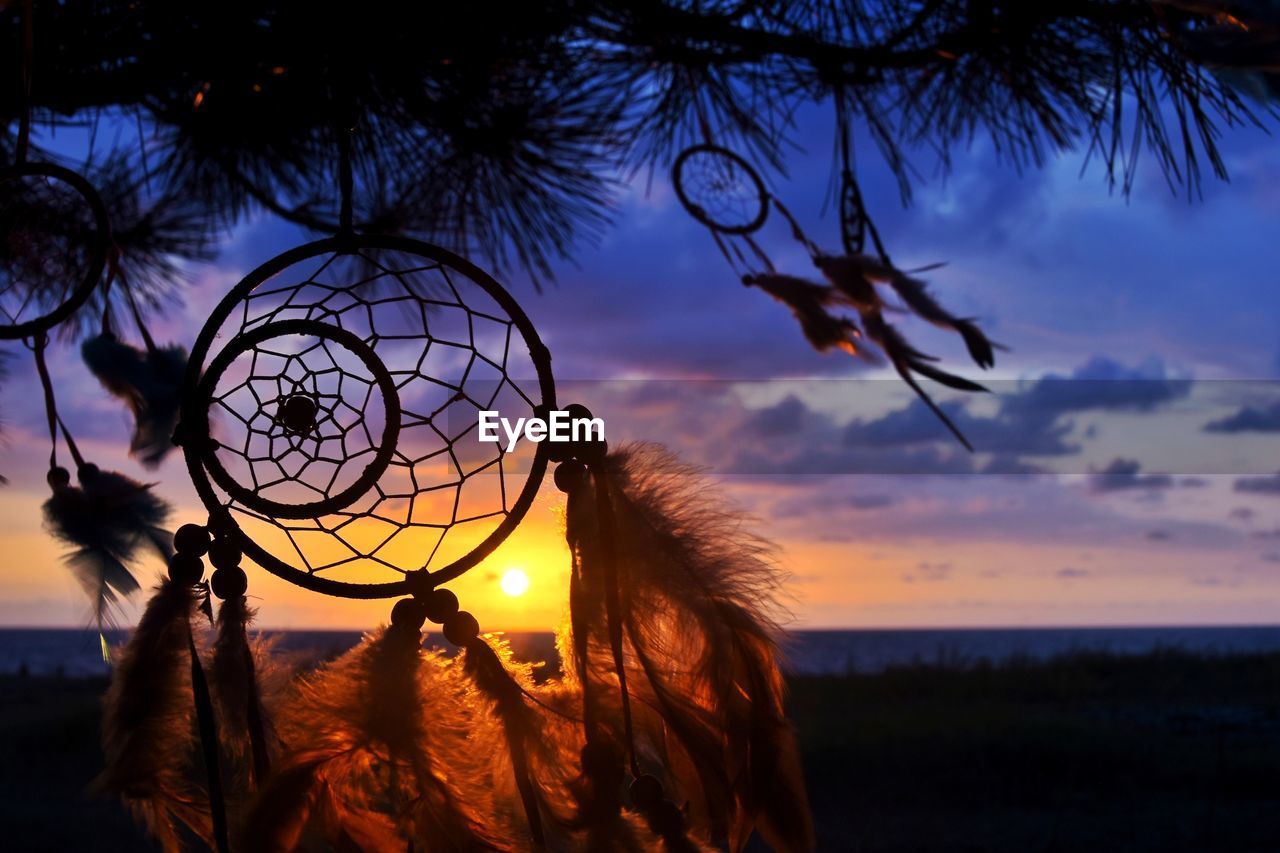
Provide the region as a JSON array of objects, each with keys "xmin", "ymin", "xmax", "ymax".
[
  {"xmin": 0, "ymin": 172, "xmax": 99, "ymax": 328},
  {"xmin": 677, "ymin": 148, "xmax": 766, "ymax": 232},
  {"xmin": 202, "ymin": 247, "xmax": 543, "ymax": 586}
]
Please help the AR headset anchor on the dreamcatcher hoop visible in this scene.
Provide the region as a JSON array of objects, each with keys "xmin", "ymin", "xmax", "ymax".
[
  {"xmin": 672, "ymin": 144, "xmax": 770, "ymax": 235},
  {"xmin": 0, "ymin": 161, "xmax": 110, "ymax": 339},
  {"xmin": 179, "ymin": 233, "xmax": 556, "ymax": 599}
]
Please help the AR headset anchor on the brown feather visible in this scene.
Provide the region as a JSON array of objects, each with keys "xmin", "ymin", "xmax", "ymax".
[
  {"xmin": 241, "ymin": 626, "xmax": 511, "ymax": 851},
  {"xmin": 97, "ymin": 579, "xmax": 212, "ymax": 851},
  {"xmin": 565, "ymin": 444, "xmax": 815, "ymax": 852}
]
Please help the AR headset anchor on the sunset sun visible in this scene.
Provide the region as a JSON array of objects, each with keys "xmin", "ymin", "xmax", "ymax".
[{"xmin": 500, "ymin": 568, "xmax": 530, "ymax": 597}]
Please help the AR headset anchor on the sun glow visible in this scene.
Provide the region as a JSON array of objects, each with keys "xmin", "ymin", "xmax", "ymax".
[{"xmin": 500, "ymin": 568, "xmax": 530, "ymax": 597}]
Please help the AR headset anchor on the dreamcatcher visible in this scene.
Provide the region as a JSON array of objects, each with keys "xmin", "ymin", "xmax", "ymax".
[
  {"xmin": 0, "ymin": 0, "xmax": 180, "ymax": 663},
  {"xmin": 79, "ymin": 88, "xmax": 813, "ymax": 847},
  {"xmin": 672, "ymin": 116, "xmax": 1002, "ymax": 450}
]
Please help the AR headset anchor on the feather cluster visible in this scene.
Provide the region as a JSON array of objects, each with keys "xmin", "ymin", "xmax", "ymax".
[
  {"xmin": 43, "ymin": 465, "xmax": 173, "ymax": 638},
  {"xmin": 565, "ymin": 443, "xmax": 813, "ymax": 853},
  {"xmin": 746, "ymin": 253, "xmax": 1000, "ymax": 449},
  {"xmin": 240, "ymin": 626, "xmax": 509, "ymax": 851},
  {"xmin": 82, "ymin": 333, "xmax": 188, "ymax": 468},
  {"xmin": 93, "ymin": 442, "xmax": 813, "ymax": 852},
  {"xmin": 97, "ymin": 579, "xmax": 212, "ymax": 851}
]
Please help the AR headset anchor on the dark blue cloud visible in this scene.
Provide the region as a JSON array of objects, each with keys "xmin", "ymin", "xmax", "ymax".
[
  {"xmin": 842, "ymin": 397, "xmax": 1077, "ymax": 456},
  {"xmin": 1234, "ymin": 473, "xmax": 1280, "ymax": 496},
  {"xmin": 1001, "ymin": 357, "xmax": 1192, "ymax": 420},
  {"xmin": 1088, "ymin": 458, "xmax": 1174, "ymax": 493},
  {"xmin": 1205, "ymin": 401, "xmax": 1280, "ymax": 433}
]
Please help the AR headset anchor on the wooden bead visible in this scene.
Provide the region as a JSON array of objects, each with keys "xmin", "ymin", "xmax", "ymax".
[
  {"xmin": 554, "ymin": 459, "xmax": 587, "ymax": 493},
  {"xmin": 47, "ymin": 467, "xmax": 71, "ymax": 489},
  {"xmin": 423, "ymin": 588, "xmax": 460, "ymax": 623},
  {"xmin": 210, "ymin": 566, "xmax": 248, "ymax": 600},
  {"xmin": 174, "ymin": 524, "xmax": 211, "ymax": 556},
  {"xmin": 629, "ymin": 774, "xmax": 663, "ymax": 808},
  {"xmin": 442, "ymin": 610, "xmax": 479, "ymax": 645},
  {"xmin": 168, "ymin": 553, "xmax": 204, "ymax": 585},
  {"xmin": 390, "ymin": 598, "xmax": 427, "ymax": 631},
  {"xmin": 208, "ymin": 538, "xmax": 243, "ymax": 570}
]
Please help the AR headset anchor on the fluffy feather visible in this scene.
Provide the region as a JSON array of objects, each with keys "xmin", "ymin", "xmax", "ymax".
[
  {"xmin": 43, "ymin": 466, "xmax": 172, "ymax": 644},
  {"xmin": 565, "ymin": 444, "xmax": 814, "ymax": 853},
  {"xmin": 241, "ymin": 626, "xmax": 510, "ymax": 852},
  {"xmin": 82, "ymin": 333, "xmax": 188, "ymax": 468},
  {"xmin": 97, "ymin": 579, "xmax": 212, "ymax": 851},
  {"xmin": 741, "ymin": 273, "xmax": 865, "ymax": 357},
  {"xmin": 817, "ymin": 253, "xmax": 1000, "ymax": 369},
  {"xmin": 210, "ymin": 596, "xmax": 276, "ymax": 792}
]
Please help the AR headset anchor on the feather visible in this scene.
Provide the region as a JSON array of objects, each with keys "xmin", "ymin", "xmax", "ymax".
[
  {"xmin": 43, "ymin": 466, "xmax": 171, "ymax": 645},
  {"xmin": 815, "ymin": 253, "xmax": 1002, "ymax": 369},
  {"xmin": 463, "ymin": 637, "xmax": 550, "ymax": 845},
  {"xmin": 860, "ymin": 313, "xmax": 983, "ymax": 451},
  {"xmin": 741, "ymin": 273, "xmax": 865, "ymax": 357},
  {"xmin": 210, "ymin": 596, "xmax": 275, "ymax": 791},
  {"xmin": 97, "ymin": 579, "xmax": 212, "ymax": 851},
  {"xmin": 242, "ymin": 626, "xmax": 510, "ymax": 852},
  {"xmin": 565, "ymin": 445, "xmax": 815, "ymax": 852},
  {"xmin": 79, "ymin": 466, "xmax": 174, "ymax": 559},
  {"xmin": 82, "ymin": 333, "xmax": 188, "ymax": 468}
]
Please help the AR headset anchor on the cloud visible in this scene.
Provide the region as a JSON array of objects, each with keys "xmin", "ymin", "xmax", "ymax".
[
  {"xmin": 903, "ymin": 561, "xmax": 952, "ymax": 583},
  {"xmin": 1088, "ymin": 458, "xmax": 1174, "ymax": 493},
  {"xmin": 742, "ymin": 395, "xmax": 808, "ymax": 438},
  {"xmin": 1234, "ymin": 473, "xmax": 1280, "ymax": 496},
  {"xmin": 1056, "ymin": 567, "xmax": 1092, "ymax": 579},
  {"xmin": 1001, "ymin": 356, "xmax": 1193, "ymax": 420},
  {"xmin": 772, "ymin": 490, "xmax": 897, "ymax": 519},
  {"xmin": 1205, "ymin": 401, "xmax": 1280, "ymax": 433},
  {"xmin": 843, "ymin": 397, "xmax": 1077, "ymax": 456},
  {"xmin": 847, "ymin": 494, "xmax": 896, "ymax": 510}
]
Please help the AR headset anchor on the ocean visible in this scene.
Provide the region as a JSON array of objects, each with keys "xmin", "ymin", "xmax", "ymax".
[{"xmin": 6, "ymin": 625, "xmax": 1280, "ymax": 679}]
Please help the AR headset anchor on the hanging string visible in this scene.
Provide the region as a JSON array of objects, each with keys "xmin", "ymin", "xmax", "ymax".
[
  {"xmin": 588, "ymin": 464, "xmax": 641, "ymax": 779},
  {"xmin": 337, "ymin": 127, "xmax": 353, "ymax": 237},
  {"xmin": 32, "ymin": 335, "xmax": 60, "ymax": 468},
  {"xmin": 771, "ymin": 197, "xmax": 822, "ymax": 258},
  {"xmin": 188, "ymin": 626, "xmax": 230, "ymax": 853},
  {"xmin": 16, "ymin": 0, "xmax": 34, "ymax": 163},
  {"xmin": 57, "ymin": 416, "xmax": 86, "ymax": 470}
]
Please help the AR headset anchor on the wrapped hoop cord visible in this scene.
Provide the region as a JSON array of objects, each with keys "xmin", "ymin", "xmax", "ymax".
[
  {"xmin": 180, "ymin": 235, "xmax": 555, "ymax": 599},
  {"xmin": 0, "ymin": 162, "xmax": 110, "ymax": 339},
  {"xmin": 672, "ymin": 144, "xmax": 769, "ymax": 235}
]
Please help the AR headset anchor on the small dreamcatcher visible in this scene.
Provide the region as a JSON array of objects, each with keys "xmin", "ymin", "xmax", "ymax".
[
  {"xmin": 1, "ymin": 0, "xmax": 184, "ymax": 671},
  {"xmin": 671, "ymin": 143, "xmax": 774, "ymax": 278},
  {"xmin": 89, "ymin": 103, "xmax": 813, "ymax": 848},
  {"xmin": 673, "ymin": 117, "xmax": 1002, "ymax": 450}
]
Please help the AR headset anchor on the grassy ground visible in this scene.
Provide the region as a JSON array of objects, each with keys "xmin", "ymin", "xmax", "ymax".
[
  {"xmin": 3, "ymin": 649, "xmax": 1280, "ymax": 851},
  {"xmin": 795, "ymin": 650, "xmax": 1280, "ymax": 851}
]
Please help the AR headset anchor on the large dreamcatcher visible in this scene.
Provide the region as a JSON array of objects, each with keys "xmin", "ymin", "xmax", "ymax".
[
  {"xmin": 54, "ymin": 97, "xmax": 816, "ymax": 848},
  {"xmin": 672, "ymin": 113, "xmax": 1002, "ymax": 450}
]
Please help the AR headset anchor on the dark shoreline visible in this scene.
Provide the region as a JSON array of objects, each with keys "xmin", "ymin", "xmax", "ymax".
[{"xmin": 4, "ymin": 648, "xmax": 1280, "ymax": 851}]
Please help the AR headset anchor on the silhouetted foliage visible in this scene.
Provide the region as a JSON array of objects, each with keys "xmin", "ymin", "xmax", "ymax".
[{"xmin": 2, "ymin": 0, "xmax": 1272, "ymax": 305}]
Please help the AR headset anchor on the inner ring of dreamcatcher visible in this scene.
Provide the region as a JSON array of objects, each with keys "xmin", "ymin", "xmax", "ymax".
[{"xmin": 194, "ymin": 317, "xmax": 402, "ymax": 521}]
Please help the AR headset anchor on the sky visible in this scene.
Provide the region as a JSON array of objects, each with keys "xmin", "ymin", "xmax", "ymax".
[{"xmin": 4, "ymin": 104, "xmax": 1280, "ymax": 631}]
